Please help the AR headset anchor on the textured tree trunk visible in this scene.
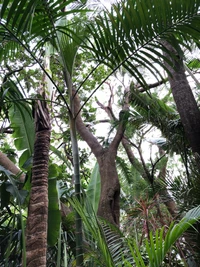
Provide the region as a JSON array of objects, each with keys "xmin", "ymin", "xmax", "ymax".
[
  {"xmin": 73, "ymin": 90, "xmax": 125, "ymax": 226},
  {"xmin": 97, "ymin": 149, "xmax": 120, "ymax": 225},
  {"xmin": 163, "ymin": 41, "xmax": 200, "ymax": 156},
  {"xmin": 163, "ymin": 40, "xmax": 200, "ymax": 265},
  {"xmin": 25, "ymin": 97, "xmax": 51, "ymax": 267}
]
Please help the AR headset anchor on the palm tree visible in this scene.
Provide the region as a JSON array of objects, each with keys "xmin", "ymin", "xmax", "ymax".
[
  {"xmin": 0, "ymin": 1, "xmax": 86, "ymax": 265},
  {"xmin": 25, "ymin": 73, "xmax": 51, "ymax": 266}
]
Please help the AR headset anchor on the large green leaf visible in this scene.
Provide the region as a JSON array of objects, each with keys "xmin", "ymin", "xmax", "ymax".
[
  {"xmin": 9, "ymin": 103, "xmax": 35, "ymax": 169},
  {"xmin": 48, "ymin": 178, "xmax": 61, "ymax": 247},
  {"xmin": 86, "ymin": 162, "xmax": 101, "ymax": 213}
]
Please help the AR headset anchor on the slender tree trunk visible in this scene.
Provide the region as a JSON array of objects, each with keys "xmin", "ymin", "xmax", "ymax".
[
  {"xmin": 26, "ymin": 96, "xmax": 51, "ymax": 267},
  {"xmin": 65, "ymin": 71, "xmax": 84, "ymax": 266},
  {"xmin": 162, "ymin": 41, "xmax": 200, "ymax": 156}
]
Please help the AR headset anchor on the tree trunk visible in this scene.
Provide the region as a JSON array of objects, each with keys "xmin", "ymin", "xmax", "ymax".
[
  {"xmin": 163, "ymin": 41, "xmax": 200, "ymax": 156},
  {"xmin": 97, "ymin": 149, "xmax": 120, "ymax": 225},
  {"xmin": 26, "ymin": 97, "xmax": 51, "ymax": 267},
  {"xmin": 73, "ymin": 90, "xmax": 125, "ymax": 226},
  {"xmin": 163, "ymin": 40, "xmax": 200, "ymax": 265}
]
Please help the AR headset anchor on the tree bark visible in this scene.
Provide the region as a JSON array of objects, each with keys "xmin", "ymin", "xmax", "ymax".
[
  {"xmin": 73, "ymin": 91, "xmax": 125, "ymax": 225},
  {"xmin": 26, "ymin": 96, "xmax": 51, "ymax": 267},
  {"xmin": 96, "ymin": 84, "xmax": 179, "ymax": 218},
  {"xmin": 0, "ymin": 151, "xmax": 25, "ymax": 182},
  {"xmin": 97, "ymin": 148, "xmax": 120, "ymax": 225},
  {"xmin": 163, "ymin": 41, "xmax": 200, "ymax": 264},
  {"xmin": 162, "ymin": 41, "xmax": 200, "ymax": 156}
]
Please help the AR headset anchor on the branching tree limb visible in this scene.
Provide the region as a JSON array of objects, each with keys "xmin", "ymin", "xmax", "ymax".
[{"xmin": 73, "ymin": 88, "xmax": 126, "ymax": 225}]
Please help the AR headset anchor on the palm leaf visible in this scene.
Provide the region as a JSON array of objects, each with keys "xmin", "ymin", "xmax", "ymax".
[
  {"xmin": 129, "ymin": 89, "xmax": 186, "ymax": 153},
  {"xmin": 57, "ymin": 17, "xmax": 87, "ymax": 76},
  {"xmin": 147, "ymin": 206, "xmax": 200, "ymax": 267},
  {"xmin": 116, "ymin": 156, "xmax": 133, "ymax": 184},
  {"xmin": 85, "ymin": 0, "xmax": 200, "ymax": 87},
  {"xmin": 69, "ymin": 197, "xmax": 118, "ymax": 267},
  {"xmin": 1, "ymin": 79, "xmax": 35, "ymax": 169},
  {"xmin": 0, "ymin": 0, "xmax": 87, "ymax": 61}
]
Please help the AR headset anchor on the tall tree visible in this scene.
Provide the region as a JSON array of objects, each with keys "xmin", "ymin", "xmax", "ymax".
[
  {"xmin": 73, "ymin": 90, "xmax": 127, "ymax": 225},
  {"xmin": 162, "ymin": 40, "xmax": 200, "ymax": 158},
  {"xmin": 25, "ymin": 73, "xmax": 52, "ymax": 266}
]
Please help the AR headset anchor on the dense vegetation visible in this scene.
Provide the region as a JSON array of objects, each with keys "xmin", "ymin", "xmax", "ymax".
[{"xmin": 1, "ymin": 0, "xmax": 200, "ymax": 266}]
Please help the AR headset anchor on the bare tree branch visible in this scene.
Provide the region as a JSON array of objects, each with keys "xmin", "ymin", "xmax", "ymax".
[{"xmin": 136, "ymin": 78, "xmax": 168, "ymax": 92}]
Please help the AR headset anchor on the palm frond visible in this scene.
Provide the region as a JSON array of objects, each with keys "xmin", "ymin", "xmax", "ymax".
[
  {"xmin": 85, "ymin": 0, "xmax": 200, "ymax": 87},
  {"xmin": 130, "ymin": 89, "xmax": 187, "ymax": 153},
  {"xmin": 69, "ymin": 196, "xmax": 117, "ymax": 267},
  {"xmin": 116, "ymin": 156, "xmax": 132, "ymax": 184},
  {"xmin": 0, "ymin": 0, "xmax": 87, "ymax": 60}
]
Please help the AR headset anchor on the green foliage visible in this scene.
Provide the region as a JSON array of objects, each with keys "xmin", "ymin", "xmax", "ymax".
[
  {"xmin": 50, "ymin": 145, "xmax": 72, "ymax": 172},
  {"xmin": 0, "ymin": 143, "xmax": 17, "ymax": 164},
  {"xmin": 85, "ymin": 0, "xmax": 200, "ymax": 87},
  {"xmin": 130, "ymin": 90, "xmax": 186, "ymax": 154},
  {"xmin": 1, "ymin": 0, "xmax": 200, "ymax": 265},
  {"xmin": 57, "ymin": 14, "xmax": 88, "ymax": 77},
  {"xmin": 187, "ymin": 58, "xmax": 200, "ymax": 70},
  {"xmin": 70, "ymin": 196, "xmax": 200, "ymax": 266},
  {"xmin": 0, "ymin": 166, "xmax": 27, "ymax": 205},
  {"xmin": 116, "ymin": 156, "xmax": 133, "ymax": 184},
  {"xmin": 0, "ymin": 166, "xmax": 27, "ymax": 266},
  {"xmin": 69, "ymin": 197, "xmax": 116, "ymax": 267},
  {"xmin": 9, "ymin": 103, "xmax": 34, "ymax": 169},
  {"xmin": 1, "ymin": 79, "xmax": 35, "ymax": 169},
  {"xmin": 86, "ymin": 162, "xmax": 101, "ymax": 213},
  {"xmin": 48, "ymin": 178, "xmax": 61, "ymax": 247}
]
